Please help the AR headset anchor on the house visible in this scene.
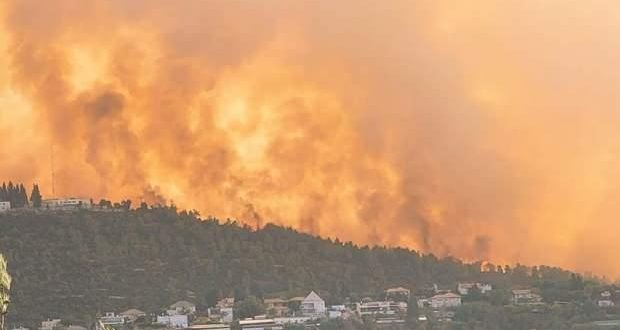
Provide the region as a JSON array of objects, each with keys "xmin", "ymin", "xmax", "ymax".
[
  {"xmin": 385, "ymin": 287, "xmax": 411, "ymax": 300},
  {"xmin": 327, "ymin": 310, "xmax": 342, "ymax": 319},
  {"xmin": 99, "ymin": 312, "xmax": 125, "ymax": 325},
  {"xmin": 239, "ymin": 318, "xmax": 283, "ymax": 330},
  {"xmin": 157, "ymin": 314, "xmax": 189, "ymax": 328},
  {"xmin": 120, "ymin": 309, "xmax": 146, "ymax": 322},
  {"xmin": 457, "ymin": 282, "xmax": 492, "ymax": 295},
  {"xmin": 217, "ymin": 297, "xmax": 235, "ymax": 308},
  {"xmin": 421, "ymin": 293, "xmax": 461, "ymax": 309},
  {"xmin": 357, "ymin": 301, "xmax": 407, "ymax": 317},
  {"xmin": 0, "ymin": 201, "xmax": 10, "ymax": 212},
  {"xmin": 327, "ymin": 305, "xmax": 346, "ymax": 319},
  {"xmin": 300, "ymin": 291, "xmax": 326, "ymax": 318},
  {"xmin": 42, "ymin": 198, "xmax": 92, "ymax": 210},
  {"xmin": 598, "ymin": 291, "xmax": 615, "ymax": 307},
  {"xmin": 208, "ymin": 298, "xmax": 235, "ymax": 323},
  {"xmin": 40, "ymin": 320, "xmax": 62, "ymax": 330},
  {"xmin": 264, "ymin": 298, "xmax": 289, "ymax": 317},
  {"xmin": 170, "ymin": 300, "xmax": 197, "ymax": 315},
  {"xmin": 512, "ymin": 289, "xmax": 543, "ymax": 305}
]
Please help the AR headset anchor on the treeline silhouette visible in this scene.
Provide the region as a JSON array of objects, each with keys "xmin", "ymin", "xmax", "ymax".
[
  {"xmin": 0, "ymin": 207, "xmax": 603, "ymax": 329},
  {"xmin": 0, "ymin": 182, "xmax": 42, "ymax": 208}
]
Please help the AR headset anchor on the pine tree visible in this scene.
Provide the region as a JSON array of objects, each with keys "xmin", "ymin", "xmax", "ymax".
[
  {"xmin": 18, "ymin": 184, "xmax": 28, "ymax": 208},
  {"xmin": 30, "ymin": 184, "xmax": 42, "ymax": 208},
  {"xmin": 0, "ymin": 183, "xmax": 6, "ymax": 202},
  {"xmin": 6, "ymin": 182, "xmax": 14, "ymax": 207}
]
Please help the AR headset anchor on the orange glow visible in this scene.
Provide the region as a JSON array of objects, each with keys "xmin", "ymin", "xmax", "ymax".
[{"xmin": 1, "ymin": 0, "xmax": 620, "ymax": 278}]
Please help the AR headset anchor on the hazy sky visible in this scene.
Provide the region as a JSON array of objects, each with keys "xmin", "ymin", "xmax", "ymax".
[{"xmin": 1, "ymin": 1, "xmax": 620, "ymax": 277}]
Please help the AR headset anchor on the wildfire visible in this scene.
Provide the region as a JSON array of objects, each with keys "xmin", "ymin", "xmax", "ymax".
[{"xmin": 1, "ymin": 0, "xmax": 620, "ymax": 278}]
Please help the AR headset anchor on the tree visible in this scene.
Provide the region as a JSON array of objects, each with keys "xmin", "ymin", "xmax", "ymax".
[
  {"xmin": 30, "ymin": 184, "xmax": 42, "ymax": 208},
  {"xmin": 18, "ymin": 185, "xmax": 28, "ymax": 208},
  {"xmin": 0, "ymin": 254, "xmax": 11, "ymax": 330},
  {"xmin": 235, "ymin": 296, "xmax": 265, "ymax": 319}
]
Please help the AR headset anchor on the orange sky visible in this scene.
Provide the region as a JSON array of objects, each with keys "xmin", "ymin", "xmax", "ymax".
[{"xmin": 1, "ymin": 1, "xmax": 620, "ymax": 278}]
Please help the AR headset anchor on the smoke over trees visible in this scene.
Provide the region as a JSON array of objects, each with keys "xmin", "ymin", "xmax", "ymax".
[{"xmin": 1, "ymin": 1, "xmax": 620, "ymax": 277}]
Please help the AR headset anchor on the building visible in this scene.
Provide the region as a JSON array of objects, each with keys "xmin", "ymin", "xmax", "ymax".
[
  {"xmin": 598, "ymin": 291, "xmax": 616, "ymax": 307},
  {"xmin": 264, "ymin": 298, "xmax": 289, "ymax": 317},
  {"xmin": 273, "ymin": 317, "xmax": 311, "ymax": 325},
  {"xmin": 239, "ymin": 318, "xmax": 283, "ymax": 330},
  {"xmin": 169, "ymin": 300, "xmax": 197, "ymax": 315},
  {"xmin": 120, "ymin": 309, "xmax": 146, "ymax": 323},
  {"xmin": 418, "ymin": 293, "xmax": 462, "ymax": 309},
  {"xmin": 99, "ymin": 312, "xmax": 125, "ymax": 326},
  {"xmin": 208, "ymin": 298, "xmax": 235, "ymax": 323},
  {"xmin": 0, "ymin": 201, "xmax": 10, "ymax": 212},
  {"xmin": 42, "ymin": 198, "xmax": 92, "ymax": 210},
  {"xmin": 357, "ymin": 301, "xmax": 407, "ymax": 317},
  {"xmin": 188, "ymin": 324, "xmax": 230, "ymax": 330},
  {"xmin": 157, "ymin": 314, "xmax": 189, "ymax": 328},
  {"xmin": 300, "ymin": 291, "xmax": 326, "ymax": 318},
  {"xmin": 385, "ymin": 287, "xmax": 411, "ymax": 300},
  {"xmin": 512, "ymin": 289, "xmax": 543, "ymax": 305},
  {"xmin": 327, "ymin": 305, "xmax": 346, "ymax": 319},
  {"xmin": 40, "ymin": 320, "xmax": 62, "ymax": 330},
  {"xmin": 68, "ymin": 326, "xmax": 87, "ymax": 330},
  {"xmin": 457, "ymin": 282, "xmax": 493, "ymax": 295}
]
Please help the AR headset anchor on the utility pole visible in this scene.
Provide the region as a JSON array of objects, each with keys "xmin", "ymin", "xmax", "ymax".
[{"xmin": 50, "ymin": 144, "xmax": 55, "ymax": 198}]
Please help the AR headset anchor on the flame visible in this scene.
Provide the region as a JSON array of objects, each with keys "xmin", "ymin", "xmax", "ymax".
[{"xmin": 1, "ymin": 0, "xmax": 620, "ymax": 278}]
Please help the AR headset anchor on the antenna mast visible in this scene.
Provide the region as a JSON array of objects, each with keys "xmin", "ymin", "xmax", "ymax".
[{"xmin": 50, "ymin": 144, "xmax": 55, "ymax": 197}]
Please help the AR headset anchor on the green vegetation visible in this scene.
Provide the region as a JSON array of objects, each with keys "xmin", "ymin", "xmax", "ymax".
[
  {"xmin": 0, "ymin": 208, "xmax": 611, "ymax": 330},
  {"xmin": 0, "ymin": 183, "xmax": 29, "ymax": 208}
]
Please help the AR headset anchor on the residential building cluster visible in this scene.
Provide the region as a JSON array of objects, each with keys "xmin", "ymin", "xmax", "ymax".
[{"xmin": 19, "ymin": 281, "xmax": 617, "ymax": 330}]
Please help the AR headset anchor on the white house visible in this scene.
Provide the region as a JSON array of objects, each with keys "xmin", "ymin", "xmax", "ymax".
[
  {"xmin": 169, "ymin": 300, "xmax": 197, "ymax": 315},
  {"xmin": 40, "ymin": 319, "xmax": 62, "ymax": 330},
  {"xmin": 598, "ymin": 291, "xmax": 615, "ymax": 307},
  {"xmin": 208, "ymin": 298, "xmax": 235, "ymax": 324},
  {"xmin": 99, "ymin": 312, "xmax": 125, "ymax": 325},
  {"xmin": 457, "ymin": 282, "xmax": 493, "ymax": 295},
  {"xmin": 357, "ymin": 301, "xmax": 407, "ymax": 316},
  {"xmin": 512, "ymin": 289, "xmax": 542, "ymax": 305},
  {"xmin": 0, "ymin": 201, "xmax": 10, "ymax": 212},
  {"xmin": 300, "ymin": 291, "xmax": 326, "ymax": 318},
  {"xmin": 426, "ymin": 293, "xmax": 461, "ymax": 309},
  {"xmin": 157, "ymin": 315, "xmax": 189, "ymax": 328},
  {"xmin": 42, "ymin": 198, "xmax": 92, "ymax": 210},
  {"xmin": 327, "ymin": 305, "xmax": 346, "ymax": 319}
]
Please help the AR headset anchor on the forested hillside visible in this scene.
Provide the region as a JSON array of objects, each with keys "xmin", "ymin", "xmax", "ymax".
[{"xmin": 0, "ymin": 208, "xmax": 588, "ymax": 328}]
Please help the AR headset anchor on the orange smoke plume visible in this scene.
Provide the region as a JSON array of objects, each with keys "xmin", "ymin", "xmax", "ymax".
[{"xmin": 1, "ymin": 0, "xmax": 620, "ymax": 278}]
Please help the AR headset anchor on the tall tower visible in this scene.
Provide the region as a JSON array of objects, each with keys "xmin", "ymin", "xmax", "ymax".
[{"xmin": 50, "ymin": 145, "xmax": 56, "ymax": 197}]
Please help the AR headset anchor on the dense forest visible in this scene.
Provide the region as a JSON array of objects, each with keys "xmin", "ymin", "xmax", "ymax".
[{"xmin": 0, "ymin": 207, "xmax": 613, "ymax": 330}]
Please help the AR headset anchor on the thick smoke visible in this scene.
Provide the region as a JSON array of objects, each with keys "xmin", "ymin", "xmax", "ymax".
[{"xmin": 1, "ymin": 0, "xmax": 620, "ymax": 277}]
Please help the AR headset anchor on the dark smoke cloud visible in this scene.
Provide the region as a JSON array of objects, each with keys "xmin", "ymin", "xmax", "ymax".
[{"xmin": 1, "ymin": 0, "xmax": 620, "ymax": 277}]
